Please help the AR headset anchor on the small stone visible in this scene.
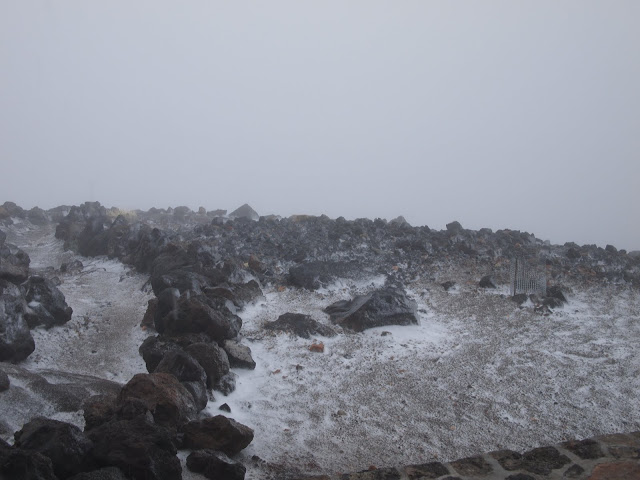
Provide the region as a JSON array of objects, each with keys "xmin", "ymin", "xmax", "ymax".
[
  {"xmin": 521, "ymin": 446, "xmax": 570, "ymax": 475},
  {"xmin": 219, "ymin": 403, "xmax": 231, "ymax": 413},
  {"xmin": 505, "ymin": 475, "xmax": 535, "ymax": 480},
  {"xmin": 309, "ymin": 342, "xmax": 325, "ymax": 353},
  {"xmin": 381, "ymin": 331, "xmax": 392, "ymax": 337},
  {"xmin": 489, "ymin": 450, "xmax": 522, "ymax": 471}
]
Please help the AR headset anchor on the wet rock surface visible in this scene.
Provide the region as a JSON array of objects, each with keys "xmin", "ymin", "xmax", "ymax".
[{"xmin": 265, "ymin": 312, "xmax": 337, "ymax": 338}]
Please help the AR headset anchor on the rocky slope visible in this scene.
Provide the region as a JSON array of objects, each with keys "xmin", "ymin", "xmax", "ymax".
[{"xmin": 1, "ymin": 201, "xmax": 639, "ymax": 479}]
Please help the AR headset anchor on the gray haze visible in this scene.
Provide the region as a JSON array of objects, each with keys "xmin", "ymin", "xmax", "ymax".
[{"xmin": 1, "ymin": 1, "xmax": 639, "ymax": 250}]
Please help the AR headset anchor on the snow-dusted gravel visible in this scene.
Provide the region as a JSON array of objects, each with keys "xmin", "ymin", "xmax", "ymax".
[{"xmin": 4, "ymin": 221, "xmax": 640, "ymax": 479}]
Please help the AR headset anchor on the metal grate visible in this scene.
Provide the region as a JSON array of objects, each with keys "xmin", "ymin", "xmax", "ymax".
[{"xmin": 510, "ymin": 256, "xmax": 546, "ymax": 296}]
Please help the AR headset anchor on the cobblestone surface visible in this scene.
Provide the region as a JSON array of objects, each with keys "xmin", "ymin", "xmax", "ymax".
[{"xmin": 294, "ymin": 431, "xmax": 640, "ymax": 480}]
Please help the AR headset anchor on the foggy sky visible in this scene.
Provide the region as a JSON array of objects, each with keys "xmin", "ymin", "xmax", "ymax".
[{"xmin": 1, "ymin": 1, "xmax": 639, "ymax": 250}]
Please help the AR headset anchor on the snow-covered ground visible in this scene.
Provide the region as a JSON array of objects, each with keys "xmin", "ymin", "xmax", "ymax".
[{"xmin": 4, "ymin": 222, "xmax": 640, "ymax": 479}]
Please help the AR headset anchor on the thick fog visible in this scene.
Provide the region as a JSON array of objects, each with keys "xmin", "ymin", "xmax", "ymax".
[{"xmin": 1, "ymin": 1, "xmax": 639, "ymax": 250}]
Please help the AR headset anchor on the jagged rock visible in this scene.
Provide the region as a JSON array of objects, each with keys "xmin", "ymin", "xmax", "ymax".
[
  {"xmin": 87, "ymin": 416, "xmax": 181, "ymax": 480},
  {"xmin": 511, "ymin": 294, "xmax": 528, "ymax": 305},
  {"xmin": 223, "ymin": 340, "xmax": 256, "ymax": 370},
  {"xmin": 185, "ymin": 342, "xmax": 230, "ymax": 388},
  {"xmin": 214, "ymin": 371, "xmax": 237, "ymax": 396},
  {"xmin": 155, "ymin": 350, "xmax": 208, "ymax": 411},
  {"xmin": 83, "ymin": 394, "xmax": 118, "ymax": 431},
  {"xmin": 181, "ymin": 415, "xmax": 254, "ymax": 456},
  {"xmin": 324, "ymin": 285, "xmax": 418, "ymax": 332},
  {"xmin": 141, "ymin": 298, "xmax": 157, "ymax": 328},
  {"xmin": 205, "ymin": 280, "xmax": 263, "ymax": 309},
  {"xmin": 446, "ymin": 221, "xmax": 463, "ymax": 233},
  {"xmin": 479, "ymin": 275, "xmax": 496, "ymax": 289},
  {"xmin": 389, "ymin": 216, "xmax": 411, "ymax": 227},
  {"xmin": 60, "ymin": 260, "xmax": 84, "ymax": 274},
  {"xmin": 441, "ymin": 281, "xmax": 456, "ymax": 291},
  {"xmin": 14, "ymin": 417, "xmax": 95, "ymax": 478},
  {"xmin": 0, "ymin": 230, "xmax": 5, "ymax": 246},
  {"xmin": 0, "ymin": 439, "xmax": 58, "ymax": 480},
  {"xmin": 23, "ymin": 276, "xmax": 73, "ymax": 329},
  {"xmin": 155, "ymin": 293, "xmax": 242, "ymax": 343},
  {"xmin": 0, "ymin": 202, "xmax": 26, "ymax": 219},
  {"xmin": 0, "ymin": 279, "xmax": 35, "ymax": 362},
  {"xmin": 68, "ymin": 466, "xmax": 128, "ymax": 480},
  {"xmin": 228, "ymin": 204, "xmax": 259, "ymax": 221},
  {"xmin": 117, "ymin": 373, "xmax": 198, "ymax": 430},
  {"xmin": 55, "ymin": 202, "xmax": 108, "ymax": 252},
  {"xmin": 187, "ymin": 449, "xmax": 246, "ymax": 480},
  {"xmin": 288, "ymin": 261, "xmax": 339, "ymax": 290},
  {"xmin": 27, "ymin": 207, "xmax": 49, "ymax": 225},
  {"xmin": 0, "ymin": 242, "xmax": 30, "ymax": 284},
  {"xmin": 265, "ymin": 313, "xmax": 336, "ymax": 339},
  {"xmin": 138, "ymin": 335, "xmax": 182, "ymax": 373}
]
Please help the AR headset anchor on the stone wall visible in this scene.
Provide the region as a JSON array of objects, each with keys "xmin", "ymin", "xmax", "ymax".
[{"xmin": 298, "ymin": 431, "xmax": 640, "ymax": 480}]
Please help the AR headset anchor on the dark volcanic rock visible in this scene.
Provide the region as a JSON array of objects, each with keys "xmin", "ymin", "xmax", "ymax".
[
  {"xmin": 68, "ymin": 467, "xmax": 128, "ymax": 480},
  {"xmin": 185, "ymin": 342, "xmax": 230, "ymax": 388},
  {"xmin": 60, "ymin": 260, "xmax": 84, "ymax": 274},
  {"xmin": 214, "ymin": 371, "xmax": 237, "ymax": 396},
  {"xmin": 0, "ymin": 242, "xmax": 30, "ymax": 284},
  {"xmin": 265, "ymin": 313, "xmax": 336, "ymax": 339},
  {"xmin": 187, "ymin": 449, "xmax": 246, "ymax": 480},
  {"xmin": 0, "ymin": 230, "xmax": 6, "ymax": 246},
  {"xmin": 324, "ymin": 285, "xmax": 418, "ymax": 332},
  {"xmin": 87, "ymin": 416, "xmax": 181, "ymax": 480},
  {"xmin": 441, "ymin": 281, "xmax": 456, "ymax": 291},
  {"xmin": 228, "ymin": 204, "xmax": 259, "ymax": 221},
  {"xmin": 117, "ymin": 373, "xmax": 198, "ymax": 430},
  {"xmin": 0, "ymin": 279, "xmax": 35, "ymax": 362},
  {"xmin": 288, "ymin": 261, "xmax": 361, "ymax": 290},
  {"xmin": 14, "ymin": 416, "xmax": 94, "ymax": 478},
  {"xmin": 181, "ymin": 415, "xmax": 254, "ymax": 456},
  {"xmin": 520, "ymin": 446, "xmax": 570, "ymax": 475},
  {"xmin": 479, "ymin": 275, "xmax": 496, "ymax": 289},
  {"xmin": 155, "ymin": 293, "xmax": 242, "ymax": 343},
  {"xmin": 83, "ymin": 394, "xmax": 118, "ymax": 431},
  {"xmin": 23, "ymin": 276, "xmax": 73, "ymax": 329},
  {"xmin": 0, "ymin": 440, "xmax": 58, "ymax": 480},
  {"xmin": 155, "ymin": 350, "xmax": 208, "ymax": 411},
  {"xmin": 223, "ymin": 340, "xmax": 256, "ymax": 370},
  {"xmin": 138, "ymin": 335, "xmax": 182, "ymax": 374}
]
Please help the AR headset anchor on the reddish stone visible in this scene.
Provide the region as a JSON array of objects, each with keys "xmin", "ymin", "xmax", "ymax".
[{"xmin": 587, "ymin": 461, "xmax": 640, "ymax": 480}]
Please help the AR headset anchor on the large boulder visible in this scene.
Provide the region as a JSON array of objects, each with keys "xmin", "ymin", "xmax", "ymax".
[
  {"xmin": 23, "ymin": 276, "xmax": 73, "ymax": 329},
  {"xmin": 324, "ymin": 285, "xmax": 418, "ymax": 332},
  {"xmin": 0, "ymin": 279, "xmax": 35, "ymax": 362},
  {"xmin": 228, "ymin": 204, "xmax": 259, "ymax": 221},
  {"xmin": 83, "ymin": 394, "xmax": 118, "ymax": 431},
  {"xmin": 0, "ymin": 242, "xmax": 30, "ymax": 284},
  {"xmin": 117, "ymin": 373, "xmax": 198, "ymax": 430},
  {"xmin": 68, "ymin": 467, "xmax": 128, "ymax": 480},
  {"xmin": 138, "ymin": 335, "xmax": 182, "ymax": 374},
  {"xmin": 187, "ymin": 450, "xmax": 246, "ymax": 480},
  {"xmin": 155, "ymin": 350, "xmax": 208, "ymax": 411},
  {"xmin": 0, "ymin": 439, "xmax": 58, "ymax": 480},
  {"xmin": 14, "ymin": 417, "xmax": 94, "ymax": 478},
  {"xmin": 87, "ymin": 416, "xmax": 181, "ymax": 480},
  {"xmin": 185, "ymin": 342, "xmax": 230, "ymax": 388},
  {"xmin": 155, "ymin": 293, "xmax": 242, "ymax": 343},
  {"xmin": 265, "ymin": 313, "xmax": 336, "ymax": 339},
  {"xmin": 180, "ymin": 416, "xmax": 254, "ymax": 456}
]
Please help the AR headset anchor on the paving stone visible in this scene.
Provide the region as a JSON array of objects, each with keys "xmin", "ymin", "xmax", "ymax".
[
  {"xmin": 340, "ymin": 468, "xmax": 401, "ymax": 480},
  {"xmin": 404, "ymin": 461, "xmax": 449, "ymax": 479},
  {"xmin": 449, "ymin": 455, "xmax": 492, "ymax": 476},
  {"xmin": 563, "ymin": 463, "xmax": 586, "ymax": 478},
  {"xmin": 597, "ymin": 433, "xmax": 640, "ymax": 451},
  {"xmin": 607, "ymin": 445, "xmax": 640, "ymax": 459},
  {"xmin": 505, "ymin": 474, "xmax": 535, "ymax": 480},
  {"xmin": 521, "ymin": 446, "xmax": 571, "ymax": 475},
  {"xmin": 561, "ymin": 439, "xmax": 605, "ymax": 459},
  {"xmin": 489, "ymin": 450, "xmax": 522, "ymax": 471},
  {"xmin": 587, "ymin": 461, "xmax": 640, "ymax": 480}
]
